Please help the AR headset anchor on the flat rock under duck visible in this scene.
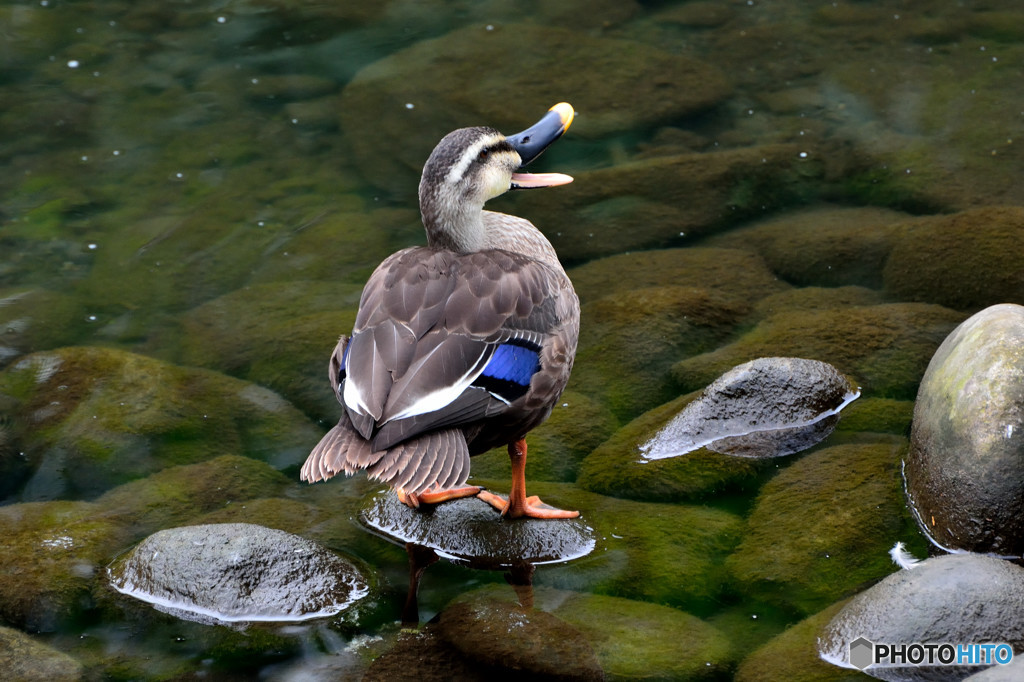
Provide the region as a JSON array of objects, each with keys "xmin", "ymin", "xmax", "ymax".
[{"xmin": 302, "ymin": 103, "xmax": 580, "ymax": 519}]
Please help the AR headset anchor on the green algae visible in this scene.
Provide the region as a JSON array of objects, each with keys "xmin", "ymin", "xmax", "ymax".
[
  {"xmin": 524, "ymin": 144, "xmax": 826, "ymax": 261},
  {"xmin": 0, "ymin": 347, "xmax": 321, "ymax": 498},
  {"xmin": 446, "ymin": 584, "xmax": 734, "ymax": 681},
  {"xmin": 479, "ymin": 481, "xmax": 746, "ymax": 612},
  {"xmin": 0, "ymin": 499, "xmax": 126, "ymax": 632},
  {"xmin": 94, "ymin": 455, "xmax": 293, "ymax": 539},
  {"xmin": 883, "ymin": 206, "xmax": 1024, "ymax": 312},
  {"xmin": 836, "ymin": 397, "xmax": 914, "ymax": 435},
  {"xmin": 734, "ymin": 599, "xmax": 863, "ymax": 682},
  {"xmin": 705, "ymin": 205, "xmax": 910, "ymax": 289},
  {"xmin": 180, "ymin": 281, "xmax": 362, "ymax": 421},
  {"xmin": 726, "ymin": 441, "xmax": 927, "ymax": 616},
  {"xmin": 0, "ymin": 625, "xmax": 84, "ymax": 682},
  {"xmin": 574, "ymin": 285, "xmax": 749, "ymax": 422},
  {"xmin": 576, "ymin": 392, "xmax": 763, "ymax": 503},
  {"xmin": 672, "ymin": 303, "xmax": 966, "ymax": 400}
]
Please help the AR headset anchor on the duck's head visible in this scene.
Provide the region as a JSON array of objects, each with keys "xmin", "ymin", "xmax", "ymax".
[{"xmin": 418, "ymin": 102, "xmax": 574, "ymax": 251}]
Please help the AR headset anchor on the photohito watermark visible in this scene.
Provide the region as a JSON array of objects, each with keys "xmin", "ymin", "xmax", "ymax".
[{"xmin": 849, "ymin": 636, "xmax": 1014, "ymax": 670}]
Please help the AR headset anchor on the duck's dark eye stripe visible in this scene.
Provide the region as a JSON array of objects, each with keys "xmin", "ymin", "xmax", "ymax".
[{"xmin": 493, "ymin": 140, "xmax": 515, "ymax": 154}]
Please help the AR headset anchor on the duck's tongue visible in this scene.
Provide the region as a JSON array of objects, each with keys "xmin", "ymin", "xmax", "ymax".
[{"xmin": 510, "ymin": 172, "xmax": 574, "ymax": 189}]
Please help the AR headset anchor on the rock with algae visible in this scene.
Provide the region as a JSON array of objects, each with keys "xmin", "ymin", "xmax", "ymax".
[
  {"xmin": 905, "ymin": 303, "xmax": 1024, "ymax": 556},
  {"xmin": 0, "ymin": 346, "xmax": 321, "ymax": 499},
  {"xmin": 727, "ymin": 441, "xmax": 924, "ymax": 616}
]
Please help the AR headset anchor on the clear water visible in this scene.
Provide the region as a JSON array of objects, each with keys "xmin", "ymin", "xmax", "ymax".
[{"xmin": 2, "ymin": 0, "xmax": 1021, "ymax": 679}]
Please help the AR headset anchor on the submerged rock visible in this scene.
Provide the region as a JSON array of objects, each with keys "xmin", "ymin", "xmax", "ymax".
[
  {"xmin": 905, "ymin": 303, "xmax": 1024, "ymax": 556},
  {"xmin": 446, "ymin": 584, "xmax": 733, "ymax": 680},
  {"xmin": 0, "ymin": 347, "xmax": 321, "ymax": 499},
  {"xmin": 672, "ymin": 303, "xmax": 965, "ymax": 400},
  {"xmin": 339, "ymin": 23, "xmax": 730, "ymax": 192},
  {"xmin": 727, "ymin": 441, "xmax": 918, "ymax": 615},
  {"xmin": 883, "ymin": 207, "xmax": 1024, "ymax": 311},
  {"xmin": 0, "ymin": 624, "xmax": 83, "ymax": 682},
  {"xmin": 640, "ymin": 357, "xmax": 859, "ymax": 460},
  {"xmin": 819, "ymin": 554, "xmax": 1024, "ymax": 680},
  {"xmin": 108, "ymin": 523, "xmax": 371, "ymax": 625},
  {"xmin": 735, "ymin": 600, "xmax": 863, "ymax": 682},
  {"xmin": 576, "ymin": 393, "xmax": 762, "ymax": 503},
  {"xmin": 0, "ymin": 500, "xmax": 126, "ymax": 632},
  {"xmin": 437, "ymin": 597, "xmax": 603, "ymax": 681},
  {"xmin": 359, "ymin": 493, "xmax": 595, "ymax": 570}
]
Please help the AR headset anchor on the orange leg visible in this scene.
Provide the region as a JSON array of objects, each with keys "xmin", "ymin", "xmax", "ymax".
[
  {"xmin": 477, "ymin": 439, "xmax": 579, "ymax": 519},
  {"xmin": 397, "ymin": 484, "xmax": 481, "ymax": 509}
]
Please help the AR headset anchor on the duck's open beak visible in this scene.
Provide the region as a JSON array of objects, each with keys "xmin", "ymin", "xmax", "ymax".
[{"xmin": 508, "ymin": 102, "xmax": 574, "ymax": 190}]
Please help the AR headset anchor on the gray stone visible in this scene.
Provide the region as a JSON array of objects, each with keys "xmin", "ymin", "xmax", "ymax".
[
  {"xmin": 641, "ymin": 357, "xmax": 859, "ymax": 460},
  {"xmin": 359, "ymin": 493, "xmax": 595, "ymax": 570},
  {"xmin": 108, "ymin": 523, "xmax": 370, "ymax": 624},
  {"xmin": 905, "ymin": 304, "xmax": 1024, "ymax": 555},
  {"xmin": 819, "ymin": 553, "xmax": 1024, "ymax": 681}
]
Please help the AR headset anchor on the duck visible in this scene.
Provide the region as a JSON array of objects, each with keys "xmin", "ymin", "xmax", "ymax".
[{"xmin": 300, "ymin": 103, "xmax": 580, "ymax": 519}]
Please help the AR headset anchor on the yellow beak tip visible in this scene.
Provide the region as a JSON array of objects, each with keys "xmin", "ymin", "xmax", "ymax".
[{"xmin": 549, "ymin": 102, "xmax": 575, "ymax": 130}]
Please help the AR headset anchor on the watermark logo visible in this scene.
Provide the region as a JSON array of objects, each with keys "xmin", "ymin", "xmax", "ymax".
[{"xmin": 849, "ymin": 637, "xmax": 1014, "ymax": 669}]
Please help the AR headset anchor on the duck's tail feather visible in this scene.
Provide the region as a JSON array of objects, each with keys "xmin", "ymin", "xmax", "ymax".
[
  {"xmin": 301, "ymin": 413, "xmax": 381, "ymax": 483},
  {"xmin": 302, "ymin": 417, "xmax": 471, "ymax": 496},
  {"xmin": 365, "ymin": 427, "xmax": 470, "ymax": 495}
]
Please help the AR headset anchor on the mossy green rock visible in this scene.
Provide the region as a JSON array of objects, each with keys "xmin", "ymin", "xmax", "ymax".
[
  {"xmin": 94, "ymin": 455, "xmax": 293, "ymax": 539},
  {"xmin": 672, "ymin": 303, "xmax": 966, "ymax": 400},
  {"xmin": 577, "ymin": 393, "xmax": 763, "ymax": 503},
  {"xmin": 437, "ymin": 596, "xmax": 603, "ymax": 680},
  {"xmin": 523, "ymin": 144, "xmax": 826, "ymax": 261},
  {"xmin": 0, "ymin": 347, "xmax": 321, "ymax": 499},
  {"xmin": 574, "ymin": 285, "xmax": 751, "ymax": 422},
  {"xmin": 180, "ymin": 280, "xmax": 363, "ymax": 421},
  {"xmin": 706, "ymin": 205, "xmax": 910, "ymax": 288},
  {"xmin": 0, "ymin": 500, "xmax": 126, "ymax": 631},
  {"xmin": 448, "ymin": 584, "xmax": 734, "ymax": 680},
  {"xmin": 0, "ymin": 625, "xmax": 84, "ymax": 682},
  {"xmin": 726, "ymin": 441, "xmax": 922, "ymax": 615},
  {"xmin": 0, "ymin": 289, "xmax": 91, "ymax": 363},
  {"xmin": 568, "ymin": 247, "xmax": 791, "ymax": 306},
  {"xmin": 340, "ymin": 23, "xmax": 730, "ymax": 192},
  {"xmin": 883, "ymin": 206, "xmax": 1024, "ymax": 311},
  {"xmin": 734, "ymin": 599, "xmax": 863, "ymax": 682},
  {"xmin": 499, "ymin": 481, "xmax": 744, "ymax": 611},
  {"xmin": 836, "ymin": 397, "xmax": 914, "ymax": 435},
  {"xmin": 467, "ymin": 389, "xmax": 618, "ymax": 483}
]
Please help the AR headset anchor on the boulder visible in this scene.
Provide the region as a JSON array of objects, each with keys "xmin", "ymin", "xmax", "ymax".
[
  {"xmin": 905, "ymin": 304, "xmax": 1024, "ymax": 555},
  {"xmin": 108, "ymin": 523, "xmax": 371, "ymax": 624},
  {"xmin": 639, "ymin": 357, "xmax": 859, "ymax": 460},
  {"xmin": 819, "ymin": 554, "xmax": 1024, "ymax": 680}
]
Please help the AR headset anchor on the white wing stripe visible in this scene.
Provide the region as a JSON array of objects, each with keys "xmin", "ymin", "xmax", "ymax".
[{"xmin": 384, "ymin": 346, "xmax": 490, "ymax": 422}]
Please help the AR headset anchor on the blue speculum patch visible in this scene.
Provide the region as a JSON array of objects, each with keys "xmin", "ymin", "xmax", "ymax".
[{"xmin": 482, "ymin": 342, "xmax": 541, "ymax": 386}]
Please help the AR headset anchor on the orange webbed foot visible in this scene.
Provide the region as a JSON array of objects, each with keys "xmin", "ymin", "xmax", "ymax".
[
  {"xmin": 397, "ymin": 484, "xmax": 482, "ymax": 509},
  {"xmin": 477, "ymin": 490, "xmax": 580, "ymax": 519}
]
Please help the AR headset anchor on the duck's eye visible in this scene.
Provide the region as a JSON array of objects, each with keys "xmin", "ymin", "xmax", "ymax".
[{"xmin": 477, "ymin": 149, "xmax": 489, "ymax": 162}]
